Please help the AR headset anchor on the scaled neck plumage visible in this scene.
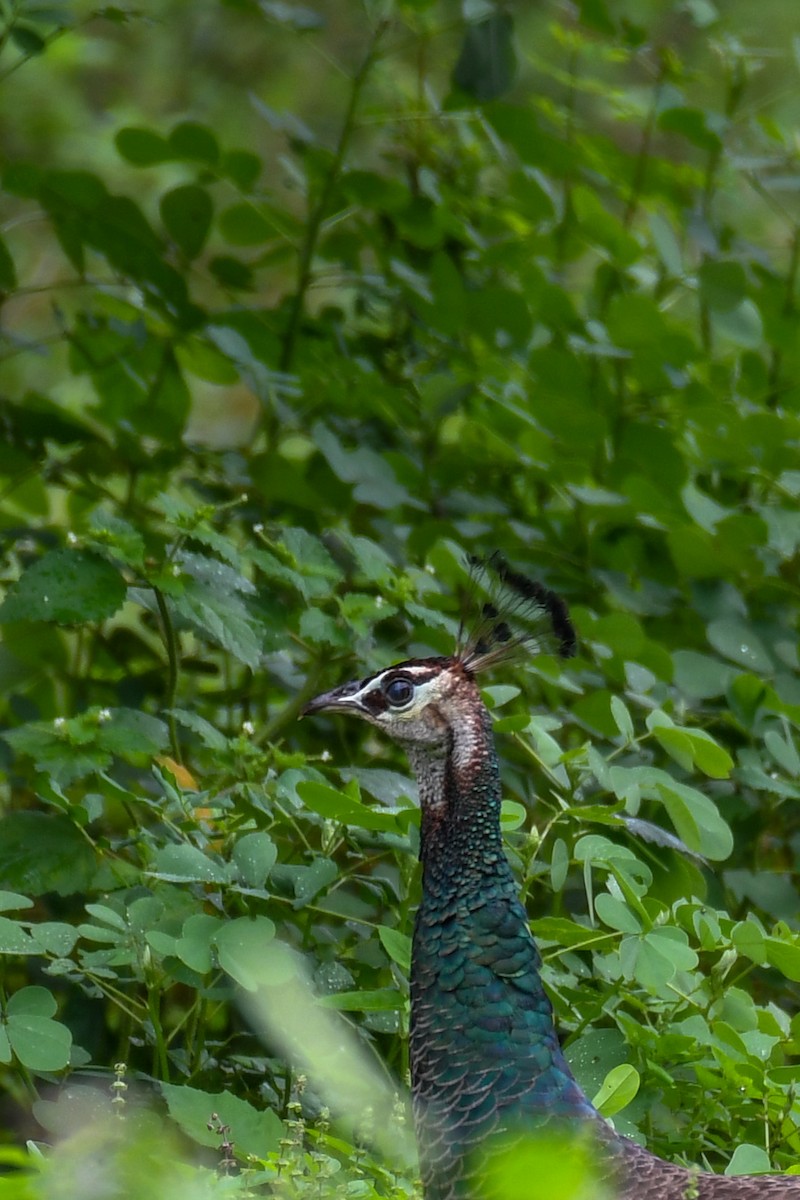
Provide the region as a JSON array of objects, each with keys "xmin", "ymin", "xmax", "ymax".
[{"xmin": 407, "ymin": 701, "xmax": 506, "ymax": 895}]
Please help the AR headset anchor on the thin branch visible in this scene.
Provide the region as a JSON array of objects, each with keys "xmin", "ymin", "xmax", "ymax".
[
  {"xmin": 279, "ymin": 20, "xmax": 388, "ymax": 375},
  {"xmin": 153, "ymin": 586, "xmax": 182, "ymax": 763}
]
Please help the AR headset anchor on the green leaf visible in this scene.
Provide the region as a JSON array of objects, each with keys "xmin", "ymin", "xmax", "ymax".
[
  {"xmin": 378, "ymin": 926, "xmax": 411, "ymax": 971},
  {"xmin": 213, "ymin": 916, "xmax": 277, "ymax": 990},
  {"xmin": 764, "ymin": 729, "xmax": 800, "ymax": 776},
  {"xmin": 11, "ymin": 25, "xmax": 46, "ymax": 55},
  {"xmin": 168, "ymin": 121, "xmax": 219, "ymax": 164},
  {"xmin": 610, "ymin": 696, "xmax": 634, "ymax": 742},
  {"xmin": 712, "ymin": 300, "xmax": 763, "ymax": 349},
  {"xmin": 731, "ymin": 920, "xmax": 767, "ymax": 964},
  {"xmin": 7, "ymin": 986, "xmax": 57, "ymax": 1018},
  {"xmin": 84, "ymin": 903, "xmax": 126, "ymax": 931},
  {"xmin": 272, "ymin": 858, "xmax": 338, "ymax": 909},
  {"xmin": 5, "ymin": 988, "xmax": 71, "ymax": 1071},
  {"xmin": 549, "ymin": 840, "xmax": 569, "ymax": 893},
  {"xmin": 150, "ymin": 844, "xmax": 229, "ymax": 884},
  {"xmin": 657, "ymin": 105, "xmax": 722, "ymax": 150},
  {"xmin": 232, "ymin": 832, "xmax": 277, "ymax": 888},
  {"xmin": 0, "ymin": 550, "xmax": 126, "ymax": 624},
  {"xmin": 0, "ymin": 814, "xmax": 96, "ymax": 896},
  {"xmin": 684, "ymin": 728, "xmax": 734, "ymax": 778},
  {"xmin": 171, "ymin": 580, "xmax": 264, "ymax": 669},
  {"xmin": 219, "ymin": 203, "xmax": 274, "ymax": 245},
  {"xmin": 725, "ymin": 1144, "xmax": 772, "ymax": 1176},
  {"xmin": 7, "ymin": 1013, "xmax": 72, "ymax": 1071},
  {"xmin": 500, "ymin": 799, "xmax": 526, "ymax": 830},
  {"xmin": 707, "ymin": 617, "xmax": 772, "ymax": 673},
  {"xmin": 115, "ymin": 126, "xmax": 170, "ymax": 165},
  {"xmin": 656, "ymin": 778, "xmax": 733, "ymax": 860},
  {"xmin": 591, "ymin": 1063, "xmax": 640, "ymax": 1117},
  {"xmin": 647, "ymin": 212, "xmax": 682, "ymax": 276},
  {"xmin": 530, "ymin": 917, "xmax": 596, "ymax": 948},
  {"xmin": 594, "ymin": 893, "xmax": 641, "ymax": 933},
  {"xmin": 698, "ymin": 260, "xmax": 748, "ymax": 313},
  {"xmin": 220, "ymin": 149, "xmax": 262, "ymax": 190},
  {"xmin": 161, "ymin": 1083, "xmax": 282, "ymax": 1157},
  {"xmin": 297, "ymin": 780, "xmax": 400, "ymax": 833},
  {"xmin": 765, "ymin": 936, "xmax": 800, "ymax": 982},
  {"xmin": 646, "ymin": 710, "xmax": 734, "ymax": 779},
  {"xmin": 175, "ymin": 914, "xmax": 223, "ymax": 974},
  {"xmin": 209, "ymin": 255, "xmax": 254, "ymax": 290},
  {"xmin": 672, "ymin": 651, "xmax": 735, "ymax": 700},
  {"xmin": 96, "ymin": 709, "xmax": 168, "ymax": 757},
  {"xmin": 0, "ymin": 892, "xmax": 34, "ymax": 913},
  {"xmin": 29, "ymin": 922, "xmax": 78, "ymax": 957},
  {"xmin": 452, "ymin": 12, "xmax": 516, "ymax": 102},
  {"xmin": 0, "ymin": 917, "xmax": 35, "ymax": 954},
  {"xmin": 317, "ymin": 988, "xmax": 404, "ymax": 1012},
  {"xmin": 160, "ymin": 185, "xmax": 213, "ymax": 259},
  {"xmin": 623, "ymin": 926, "xmax": 698, "ymax": 992},
  {"xmin": 657, "ymin": 726, "xmax": 699, "ymax": 772}
]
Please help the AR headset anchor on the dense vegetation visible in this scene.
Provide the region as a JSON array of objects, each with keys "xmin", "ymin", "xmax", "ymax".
[{"xmin": 1, "ymin": 1, "xmax": 799, "ymax": 1196}]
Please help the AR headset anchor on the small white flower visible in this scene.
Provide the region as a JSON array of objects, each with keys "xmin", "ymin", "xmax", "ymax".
[
  {"xmin": 375, "ymin": 595, "xmax": 384, "ymax": 607},
  {"xmin": 320, "ymin": 749, "xmax": 331, "ymax": 762},
  {"xmin": 67, "ymin": 531, "xmax": 78, "ymax": 546},
  {"xmin": 242, "ymin": 720, "xmax": 255, "ymax": 736},
  {"xmin": 252, "ymin": 523, "xmax": 264, "ymax": 534},
  {"xmin": 54, "ymin": 717, "xmax": 65, "ymax": 729},
  {"xmin": 98, "ymin": 708, "xmax": 112, "ymax": 723}
]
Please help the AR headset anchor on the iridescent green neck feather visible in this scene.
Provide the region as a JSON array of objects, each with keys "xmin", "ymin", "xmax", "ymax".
[{"xmin": 406, "ymin": 682, "xmax": 598, "ymax": 1199}]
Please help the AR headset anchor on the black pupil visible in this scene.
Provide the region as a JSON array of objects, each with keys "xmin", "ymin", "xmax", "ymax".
[{"xmin": 386, "ymin": 677, "xmax": 413, "ymax": 705}]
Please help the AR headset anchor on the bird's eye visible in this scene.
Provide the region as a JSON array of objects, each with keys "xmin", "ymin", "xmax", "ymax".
[{"xmin": 385, "ymin": 677, "xmax": 414, "ymax": 706}]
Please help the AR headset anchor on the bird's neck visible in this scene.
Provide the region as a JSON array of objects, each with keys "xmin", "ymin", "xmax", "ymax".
[
  {"xmin": 408, "ymin": 704, "xmax": 506, "ymax": 893},
  {"xmin": 406, "ymin": 698, "xmax": 597, "ymax": 1139}
]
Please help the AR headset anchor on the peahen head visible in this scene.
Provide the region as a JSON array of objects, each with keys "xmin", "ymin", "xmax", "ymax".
[
  {"xmin": 303, "ymin": 655, "xmax": 476, "ymax": 751},
  {"xmin": 303, "ymin": 555, "xmax": 576, "ymax": 784}
]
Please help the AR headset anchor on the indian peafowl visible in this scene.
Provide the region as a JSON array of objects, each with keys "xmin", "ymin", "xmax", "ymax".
[{"xmin": 304, "ymin": 557, "xmax": 800, "ymax": 1199}]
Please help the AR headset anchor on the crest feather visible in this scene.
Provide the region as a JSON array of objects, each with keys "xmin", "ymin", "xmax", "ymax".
[{"xmin": 456, "ymin": 553, "xmax": 576, "ymax": 672}]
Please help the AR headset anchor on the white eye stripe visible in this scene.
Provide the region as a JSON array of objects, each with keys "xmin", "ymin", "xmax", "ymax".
[{"xmin": 355, "ymin": 670, "xmax": 439, "ymax": 716}]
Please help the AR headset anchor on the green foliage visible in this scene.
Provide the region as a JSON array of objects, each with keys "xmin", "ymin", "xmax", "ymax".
[{"xmin": 1, "ymin": 0, "xmax": 800, "ymax": 1195}]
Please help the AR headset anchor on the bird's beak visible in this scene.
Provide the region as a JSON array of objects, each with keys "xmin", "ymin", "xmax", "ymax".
[{"xmin": 302, "ymin": 681, "xmax": 364, "ymax": 717}]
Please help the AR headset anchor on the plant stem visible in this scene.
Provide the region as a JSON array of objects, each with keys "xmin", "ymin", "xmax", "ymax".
[
  {"xmin": 148, "ymin": 988, "xmax": 170, "ymax": 1082},
  {"xmin": 279, "ymin": 21, "xmax": 387, "ymax": 375},
  {"xmin": 154, "ymin": 586, "xmax": 182, "ymax": 763}
]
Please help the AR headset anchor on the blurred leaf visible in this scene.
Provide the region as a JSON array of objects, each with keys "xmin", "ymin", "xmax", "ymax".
[
  {"xmin": 160, "ymin": 185, "xmax": 213, "ymax": 259},
  {"xmin": 161, "ymin": 1083, "xmax": 282, "ymax": 1156},
  {"xmin": 167, "ymin": 121, "xmax": 219, "ymax": 164},
  {"xmin": 115, "ymin": 126, "xmax": 170, "ymax": 166},
  {"xmin": 0, "ymin": 550, "xmax": 125, "ymax": 624},
  {"xmin": 0, "ymin": 814, "xmax": 96, "ymax": 896},
  {"xmin": 213, "ymin": 916, "xmax": 277, "ymax": 990},
  {"xmin": 452, "ymin": 12, "xmax": 516, "ymax": 102},
  {"xmin": 0, "ymin": 234, "xmax": 17, "ymax": 289}
]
